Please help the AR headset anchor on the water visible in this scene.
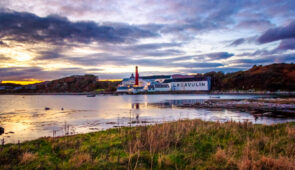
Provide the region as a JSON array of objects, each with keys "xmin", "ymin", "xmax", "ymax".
[{"xmin": 0, "ymin": 94, "xmax": 294, "ymax": 143}]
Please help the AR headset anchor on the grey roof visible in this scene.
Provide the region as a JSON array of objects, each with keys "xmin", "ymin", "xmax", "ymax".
[
  {"xmin": 163, "ymin": 77, "xmax": 210, "ymax": 83},
  {"xmin": 140, "ymin": 75, "xmax": 171, "ymax": 79}
]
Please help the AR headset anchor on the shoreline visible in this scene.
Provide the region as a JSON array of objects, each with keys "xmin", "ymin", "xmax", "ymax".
[
  {"xmin": 174, "ymin": 98, "xmax": 295, "ymax": 118},
  {"xmin": 1, "ymin": 119, "xmax": 295, "ymax": 169}
]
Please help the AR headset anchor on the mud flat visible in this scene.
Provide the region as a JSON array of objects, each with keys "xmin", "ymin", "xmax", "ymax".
[{"xmin": 179, "ymin": 98, "xmax": 295, "ymax": 117}]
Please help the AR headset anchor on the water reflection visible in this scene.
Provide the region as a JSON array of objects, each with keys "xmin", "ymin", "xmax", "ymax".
[
  {"xmin": 0, "ymin": 94, "xmax": 294, "ymax": 144},
  {"xmin": 132, "ymin": 103, "xmax": 140, "ymax": 123}
]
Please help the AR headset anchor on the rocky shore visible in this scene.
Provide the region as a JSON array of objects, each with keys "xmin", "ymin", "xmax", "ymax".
[{"xmin": 179, "ymin": 98, "xmax": 295, "ymax": 117}]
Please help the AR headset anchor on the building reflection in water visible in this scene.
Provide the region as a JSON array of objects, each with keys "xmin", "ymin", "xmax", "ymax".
[{"xmin": 132, "ymin": 103, "xmax": 140, "ymax": 123}]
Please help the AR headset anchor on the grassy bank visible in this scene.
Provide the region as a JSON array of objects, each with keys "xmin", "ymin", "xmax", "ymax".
[{"xmin": 1, "ymin": 120, "xmax": 295, "ymax": 169}]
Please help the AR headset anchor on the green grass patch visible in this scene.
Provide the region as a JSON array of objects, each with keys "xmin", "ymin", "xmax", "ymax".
[{"xmin": 1, "ymin": 120, "xmax": 295, "ymax": 169}]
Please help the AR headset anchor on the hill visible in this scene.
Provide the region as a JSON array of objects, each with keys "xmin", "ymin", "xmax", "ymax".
[
  {"xmin": 35, "ymin": 75, "xmax": 120, "ymax": 93},
  {"xmin": 0, "ymin": 75, "xmax": 120, "ymax": 93},
  {"xmin": 35, "ymin": 75, "xmax": 98, "ymax": 93},
  {"xmin": 205, "ymin": 63, "xmax": 295, "ymax": 91}
]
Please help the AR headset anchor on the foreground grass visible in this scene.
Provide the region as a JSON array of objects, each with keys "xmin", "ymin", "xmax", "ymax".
[{"xmin": 1, "ymin": 120, "xmax": 295, "ymax": 169}]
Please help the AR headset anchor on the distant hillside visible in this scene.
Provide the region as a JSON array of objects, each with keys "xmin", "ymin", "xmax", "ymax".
[
  {"xmin": 36, "ymin": 75, "xmax": 98, "ymax": 92},
  {"xmin": 35, "ymin": 75, "xmax": 120, "ymax": 93},
  {"xmin": 1, "ymin": 63, "xmax": 295, "ymax": 93},
  {"xmin": 205, "ymin": 63, "xmax": 295, "ymax": 91}
]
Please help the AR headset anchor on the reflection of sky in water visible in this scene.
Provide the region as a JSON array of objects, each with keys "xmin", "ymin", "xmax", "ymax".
[{"xmin": 0, "ymin": 94, "xmax": 294, "ymax": 144}]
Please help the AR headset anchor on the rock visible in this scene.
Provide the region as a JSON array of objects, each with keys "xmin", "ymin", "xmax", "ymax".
[
  {"xmin": 45, "ymin": 107, "xmax": 51, "ymax": 110},
  {"xmin": 0, "ymin": 127, "xmax": 4, "ymax": 135}
]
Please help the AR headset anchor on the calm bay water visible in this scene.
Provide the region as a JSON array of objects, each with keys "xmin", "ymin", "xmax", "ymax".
[{"xmin": 0, "ymin": 94, "xmax": 294, "ymax": 143}]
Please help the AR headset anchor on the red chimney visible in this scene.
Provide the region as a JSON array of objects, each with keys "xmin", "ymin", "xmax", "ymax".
[{"xmin": 135, "ymin": 66, "xmax": 139, "ymax": 86}]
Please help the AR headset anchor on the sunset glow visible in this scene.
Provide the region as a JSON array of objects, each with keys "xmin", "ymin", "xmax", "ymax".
[
  {"xmin": 0, "ymin": 0, "xmax": 294, "ymax": 81},
  {"xmin": 2, "ymin": 80, "xmax": 43, "ymax": 85}
]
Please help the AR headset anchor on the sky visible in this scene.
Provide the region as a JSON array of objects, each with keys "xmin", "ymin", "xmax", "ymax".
[{"xmin": 0, "ymin": 0, "xmax": 295, "ymax": 81}]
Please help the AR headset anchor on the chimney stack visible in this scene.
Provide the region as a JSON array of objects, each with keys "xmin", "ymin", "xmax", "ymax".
[{"xmin": 135, "ymin": 66, "xmax": 139, "ymax": 86}]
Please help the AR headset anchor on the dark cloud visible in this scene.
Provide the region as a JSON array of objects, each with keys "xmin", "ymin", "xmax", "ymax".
[
  {"xmin": 206, "ymin": 52, "xmax": 234, "ymax": 60},
  {"xmin": 179, "ymin": 62, "xmax": 224, "ymax": 68},
  {"xmin": 231, "ymin": 52, "xmax": 295, "ymax": 66},
  {"xmin": 236, "ymin": 49, "xmax": 273, "ymax": 57},
  {"xmin": 163, "ymin": 20, "xmax": 217, "ymax": 33},
  {"xmin": 160, "ymin": 0, "xmax": 244, "ymax": 34},
  {"xmin": 258, "ymin": 21, "xmax": 295, "ymax": 43},
  {"xmin": 137, "ymin": 49, "xmax": 184, "ymax": 57},
  {"xmin": 0, "ymin": 67, "xmax": 44, "ymax": 80},
  {"xmin": 229, "ymin": 38, "xmax": 245, "ymax": 46},
  {"xmin": 0, "ymin": 10, "xmax": 158, "ymax": 45},
  {"xmin": 169, "ymin": 55, "xmax": 194, "ymax": 61},
  {"xmin": 0, "ymin": 55, "xmax": 11, "ymax": 61},
  {"xmin": 128, "ymin": 58, "xmax": 224, "ymax": 68},
  {"xmin": 37, "ymin": 48, "xmax": 64, "ymax": 60},
  {"xmin": 274, "ymin": 39, "xmax": 295, "ymax": 51},
  {"xmin": 0, "ymin": 40, "xmax": 8, "ymax": 47},
  {"xmin": 35, "ymin": 48, "xmax": 223, "ymax": 69},
  {"xmin": 195, "ymin": 52, "xmax": 234, "ymax": 60},
  {"xmin": 125, "ymin": 42, "xmax": 181, "ymax": 51},
  {"xmin": 228, "ymin": 36, "xmax": 258, "ymax": 47},
  {"xmin": 114, "ymin": 42, "xmax": 185, "ymax": 57},
  {"xmin": 0, "ymin": 66, "xmax": 101, "ymax": 80},
  {"xmin": 232, "ymin": 58, "xmax": 274, "ymax": 65},
  {"xmin": 236, "ymin": 19, "xmax": 273, "ymax": 31},
  {"xmin": 181, "ymin": 67, "xmax": 243, "ymax": 74}
]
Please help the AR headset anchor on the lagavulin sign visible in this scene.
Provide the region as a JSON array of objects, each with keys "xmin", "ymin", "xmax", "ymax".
[{"xmin": 170, "ymin": 81, "xmax": 209, "ymax": 91}]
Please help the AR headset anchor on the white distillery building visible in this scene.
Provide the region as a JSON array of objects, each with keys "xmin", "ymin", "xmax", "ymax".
[
  {"xmin": 117, "ymin": 73, "xmax": 211, "ymax": 93},
  {"xmin": 163, "ymin": 77, "xmax": 211, "ymax": 91}
]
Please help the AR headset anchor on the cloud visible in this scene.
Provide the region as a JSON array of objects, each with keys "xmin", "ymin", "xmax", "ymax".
[
  {"xmin": 236, "ymin": 49, "xmax": 274, "ymax": 57},
  {"xmin": 125, "ymin": 42, "xmax": 181, "ymax": 51},
  {"xmin": 229, "ymin": 38, "xmax": 246, "ymax": 46},
  {"xmin": 37, "ymin": 48, "xmax": 65, "ymax": 60},
  {"xmin": 232, "ymin": 58, "xmax": 274, "ymax": 65},
  {"xmin": 181, "ymin": 67, "xmax": 243, "ymax": 74},
  {"xmin": 179, "ymin": 62, "xmax": 224, "ymax": 68},
  {"xmin": 206, "ymin": 52, "xmax": 234, "ymax": 60},
  {"xmin": 1, "ymin": 1, "xmax": 295, "ymax": 80},
  {"xmin": 0, "ymin": 10, "xmax": 158, "ymax": 45},
  {"xmin": 195, "ymin": 52, "xmax": 234, "ymax": 60},
  {"xmin": 107, "ymin": 42, "xmax": 185, "ymax": 57},
  {"xmin": 0, "ymin": 40, "xmax": 8, "ymax": 47},
  {"xmin": 231, "ymin": 52, "xmax": 295, "ymax": 66},
  {"xmin": 0, "ymin": 66, "xmax": 101, "ymax": 80},
  {"xmin": 258, "ymin": 21, "xmax": 295, "ymax": 43},
  {"xmin": 0, "ymin": 67, "xmax": 44, "ymax": 80},
  {"xmin": 136, "ymin": 49, "xmax": 184, "ymax": 57},
  {"xmin": 274, "ymin": 39, "xmax": 295, "ymax": 51},
  {"xmin": 0, "ymin": 55, "xmax": 11, "ymax": 61},
  {"xmin": 35, "ymin": 47, "xmax": 223, "ymax": 69},
  {"xmin": 236, "ymin": 19, "xmax": 274, "ymax": 31}
]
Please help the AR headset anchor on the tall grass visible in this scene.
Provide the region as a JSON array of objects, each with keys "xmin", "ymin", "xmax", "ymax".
[{"xmin": 0, "ymin": 119, "xmax": 295, "ymax": 169}]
